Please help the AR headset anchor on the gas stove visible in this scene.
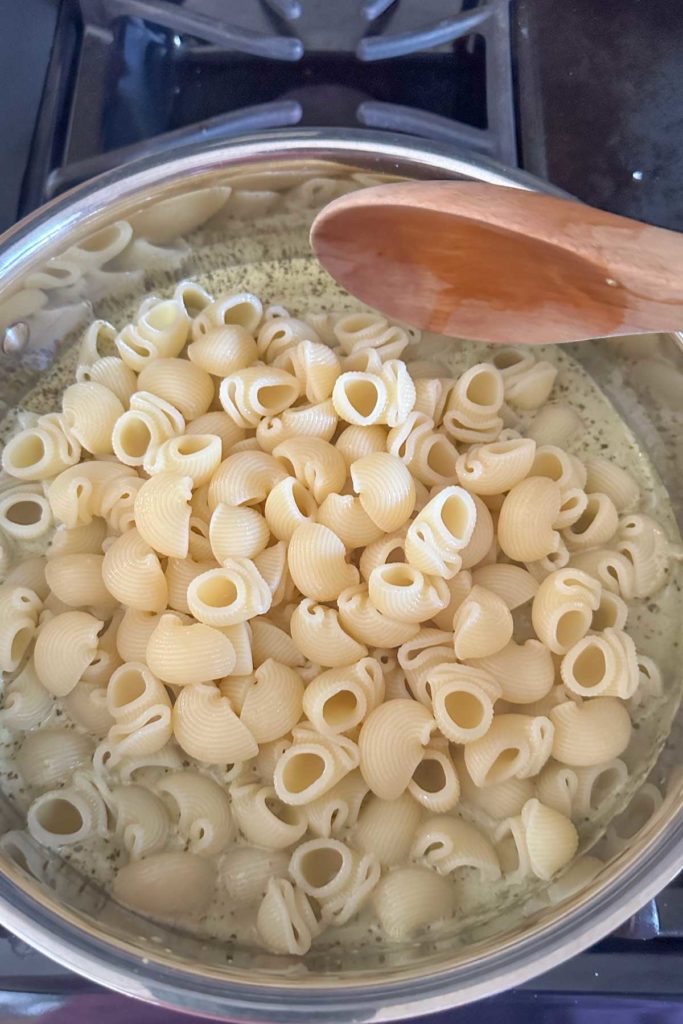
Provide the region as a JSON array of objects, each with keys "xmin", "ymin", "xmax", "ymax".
[{"xmin": 1, "ymin": 0, "xmax": 683, "ymax": 1019}]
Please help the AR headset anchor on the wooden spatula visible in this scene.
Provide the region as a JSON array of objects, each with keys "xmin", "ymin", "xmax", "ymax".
[{"xmin": 310, "ymin": 180, "xmax": 683, "ymax": 344}]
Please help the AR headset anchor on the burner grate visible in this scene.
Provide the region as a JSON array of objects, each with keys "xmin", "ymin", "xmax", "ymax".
[{"xmin": 20, "ymin": 0, "xmax": 516, "ymax": 211}]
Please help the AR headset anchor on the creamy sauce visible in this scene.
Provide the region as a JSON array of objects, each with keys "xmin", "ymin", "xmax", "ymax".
[{"xmin": 0, "ymin": 246, "xmax": 681, "ymax": 960}]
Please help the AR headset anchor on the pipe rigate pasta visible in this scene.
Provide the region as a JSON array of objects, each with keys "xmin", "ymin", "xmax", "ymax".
[
  {"xmin": 613, "ymin": 513, "xmax": 670, "ymax": 598},
  {"xmin": 584, "ymin": 456, "xmax": 639, "ymax": 512},
  {"xmin": 358, "ymin": 698, "xmax": 435, "ymax": 800},
  {"xmin": 219, "ymin": 366, "xmax": 301, "ymax": 428},
  {"xmin": 115, "ymin": 298, "xmax": 190, "ymax": 371},
  {"xmin": 146, "ymin": 613, "xmax": 236, "ymax": 685},
  {"xmin": 333, "ymin": 312, "xmax": 410, "ymax": 362},
  {"xmin": 264, "ymin": 477, "xmax": 317, "ymax": 543},
  {"xmin": 34, "ymin": 610, "xmax": 102, "ymax": 696},
  {"xmin": 353, "ymin": 792, "xmax": 421, "ymax": 867},
  {"xmin": 0, "ymin": 660, "xmax": 55, "ymax": 732},
  {"xmin": 407, "ymin": 745, "xmax": 460, "ymax": 813},
  {"xmin": 61, "ymin": 382, "xmax": 124, "ymax": 455},
  {"xmin": 405, "ymin": 486, "xmax": 477, "ymax": 578},
  {"xmin": 451, "ymin": 585, "xmax": 513, "ymax": 660},
  {"xmin": 277, "ymin": 339, "xmax": 341, "ymax": 403},
  {"xmin": 109, "ymin": 784, "xmax": 170, "ymax": 861},
  {"xmin": 219, "ymin": 846, "xmax": 290, "ymax": 905},
  {"xmin": 155, "ymin": 770, "xmax": 234, "ymax": 856},
  {"xmin": 44, "ymin": 553, "xmax": 116, "ymax": 611},
  {"xmin": 531, "ymin": 567, "xmax": 601, "ymax": 655},
  {"xmin": 496, "ymin": 798, "xmax": 578, "ymax": 882},
  {"xmin": 332, "ymin": 371, "xmax": 388, "ymax": 426},
  {"xmin": 464, "ymin": 714, "xmax": 554, "ymax": 788},
  {"xmin": 143, "ymin": 433, "xmax": 222, "ymax": 486},
  {"xmin": 230, "ymin": 783, "xmax": 307, "ymax": 850},
  {"xmin": 397, "ymin": 628, "xmax": 457, "ymax": 705},
  {"xmin": 256, "ymin": 878, "xmax": 321, "ymax": 955},
  {"xmin": 16, "ymin": 728, "xmax": 94, "ymax": 789},
  {"xmin": 256, "ymin": 399, "xmax": 338, "ymax": 452},
  {"xmin": 304, "ymin": 771, "xmax": 369, "ymax": 838},
  {"xmin": 525, "ymin": 401, "xmax": 584, "ymax": 448},
  {"xmin": 76, "ymin": 356, "xmax": 139, "ymax": 407},
  {"xmin": 373, "ymin": 866, "xmax": 456, "ymax": 940},
  {"xmin": 471, "ymin": 563, "xmax": 538, "ymax": 609},
  {"xmin": 63, "ymin": 681, "xmax": 113, "ymax": 738},
  {"xmin": 239, "ymin": 659, "xmax": 304, "ymax": 743},
  {"xmin": 427, "ymin": 663, "xmax": 501, "ymax": 743},
  {"xmin": 411, "ymin": 815, "xmax": 501, "ymax": 880},
  {"xmin": 316, "ymin": 493, "xmax": 383, "ymax": 549},
  {"xmin": 165, "ymin": 556, "xmax": 214, "ymax": 615},
  {"xmin": 274, "ymin": 437, "xmax": 346, "ymax": 504},
  {"xmin": 471, "ymin": 639, "xmax": 555, "ymax": 705},
  {"xmin": 368, "ymin": 563, "xmax": 449, "ymax": 624},
  {"xmin": 208, "ymin": 451, "xmax": 287, "ymax": 510},
  {"xmin": 192, "ymin": 291, "xmax": 263, "ymax": 338},
  {"xmin": 187, "ymin": 324, "xmax": 257, "ymax": 376},
  {"xmin": 173, "ymin": 683, "xmax": 257, "ymax": 763},
  {"xmin": 2, "ymin": 412, "xmax": 81, "ymax": 481},
  {"xmin": 289, "ymin": 598, "xmax": 367, "ymax": 668},
  {"xmin": 549, "ymin": 697, "xmax": 632, "ymax": 766},
  {"xmin": 287, "ymin": 523, "xmax": 359, "ymax": 602},
  {"xmin": 48, "ymin": 460, "xmax": 133, "ymax": 528},
  {"xmin": 133, "ymin": 472, "xmax": 192, "ymax": 559},
  {"xmin": 113, "ymin": 852, "xmax": 215, "ymax": 916},
  {"xmin": 562, "ymin": 492, "xmax": 619, "ymax": 551},
  {"xmin": 337, "ymin": 583, "xmax": 420, "ymax": 647},
  {"xmin": 560, "ymin": 628, "xmax": 639, "ymax": 699},
  {"xmin": 302, "ymin": 657, "xmax": 384, "ymax": 735},
  {"xmin": 335, "ymin": 424, "xmax": 387, "ymax": 467},
  {"xmin": 112, "ymin": 392, "xmax": 184, "ymax": 468},
  {"xmin": 456, "ymin": 438, "xmax": 536, "ymax": 495},
  {"xmin": 0, "ymin": 584, "xmax": 43, "ymax": 673},
  {"xmin": 350, "ymin": 452, "xmax": 416, "ymax": 532},
  {"xmin": 27, "ymin": 777, "xmax": 108, "ymax": 849},
  {"xmin": 497, "ymin": 476, "xmax": 562, "ymax": 562},
  {"xmin": 187, "ymin": 560, "xmax": 272, "ymax": 627},
  {"xmin": 273, "ymin": 725, "xmax": 360, "ymax": 806}
]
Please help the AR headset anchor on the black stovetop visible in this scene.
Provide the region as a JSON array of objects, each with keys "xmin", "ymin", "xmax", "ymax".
[{"xmin": 1, "ymin": 0, "xmax": 683, "ymax": 1019}]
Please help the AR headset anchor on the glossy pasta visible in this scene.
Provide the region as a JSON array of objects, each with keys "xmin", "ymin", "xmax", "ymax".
[{"xmin": 0, "ymin": 281, "xmax": 673, "ymax": 958}]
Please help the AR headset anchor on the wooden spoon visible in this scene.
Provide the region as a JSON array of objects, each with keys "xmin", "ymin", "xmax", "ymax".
[{"xmin": 310, "ymin": 180, "xmax": 683, "ymax": 344}]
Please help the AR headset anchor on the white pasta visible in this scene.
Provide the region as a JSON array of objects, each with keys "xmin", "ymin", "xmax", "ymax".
[
  {"xmin": 373, "ymin": 866, "xmax": 456, "ymax": 940},
  {"xmin": 113, "ymin": 852, "xmax": 215, "ymax": 916},
  {"xmin": 497, "ymin": 476, "xmax": 562, "ymax": 562},
  {"xmin": 44, "ymin": 553, "xmax": 116, "ymax": 611},
  {"xmin": 411, "ymin": 815, "xmax": 501, "ymax": 879},
  {"xmin": 531, "ymin": 567, "xmax": 601, "ymax": 655},
  {"xmin": 155, "ymin": 770, "xmax": 234, "ymax": 856},
  {"xmin": 0, "ymin": 660, "xmax": 55, "ymax": 732},
  {"xmin": 110, "ymin": 784, "xmax": 170, "ymax": 860},
  {"xmin": 289, "ymin": 598, "xmax": 367, "ymax": 667},
  {"xmin": 112, "ymin": 391, "xmax": 184, "ymax": 468},
  {"xmin": 274, "ymin": 437, "xmax": 346, "ymax": 504},
  {"xmin": 239, "ymin": 659, "xmax": 304, "ymax": 743},
  {"xmin": 359, "ymin": 698, "xmax": 435, "ymax": 799},
  {"xmin": 0, "ymin": 488, "xmax": 52, "ymax": 542},
  {"xmin": 0, "ymin": 584, "xmax": 42, "ymax": 672},
  {"xmin": 187, "ymin": 324, "xmax": 257, "ymax": 376},
  {"xmin": 264, "ymin": 477, "xmax": 317, "ymax": 543},
  {"xmin": 16, "ymin": 728, "xmax": 94, "ymax": 789},
  {"xmin": 256, "ymin": 878, "xmax": 321, "ymax": 955},
  {"xmin": 549, "ymin": 697, "xmax": 632, "ymax": 766},
  {"xmin": 187, "ymin": 560, "xmax": 271, "ymax": 627},
  {"xmin": 471, "ymin": 563, "xmax": 539, "ymax": 609},
  {"xmin": 613, "ymin": 513, "xmax": 670, "ymax": 598},
  {"xmin": 350, "ymin": 452, "xmax": 416, "ymax": 531},
  {"xmin": 134, "ymin": 472, "xmax": 192, "ymax": 558},
  {"xmin": 274, "ymin": 725, "xmax": 359, "ymax": 806},
  {"xmin": 302, "ymin": 657, "xmax": 384, "ymax": 735},
  {"xmin": 2, "ymin": 413, "xmax": 81, "ymax": 481},
  {"xmin": 456, "ymin": 438, "xmax": 536, "ymax": 495},
  {"xmin": 0, "ymin": 280, "xmax": 674, "ymax": 956},
  {"xmin": 452, "ymin": 585, "xmax": 514, "ymax": 659},
  {"xmin": 464, "ymin": 714, "xmax": 554, "ymax": 787},
  {"xmin": 34, "ymin": 610, "xmax": 102, "ymax": 696},
  {"xmin": 208, "ymin": 451, "xmax": 287, "ymax": 509},
  {"xmin": 173, "ymin": 683, "xmax": 257, "ymax": 763},
  {"xmin": 561, "ymin": 628, "xmax": 639, "ymax": 699},
  {"xmin": 428, "ymin": 663, "xmax": 502, "ymax": 743},
  {"xmin": 368, "ymin": 563, "xmax": 449, "ymax": 624},
  {"xmin": 144, "ymin": 433, "xmax": 222, "ymax": 486},
  {"xmin": 404, "ymin": 485, "xmax": 476, "ymax": 578},
  {"xmin": 146, "ymin": 613, "xmax": 236, "ymax": 685},
  {"xmin": 584, "ymin": 457, "xmax": 640, "ymax": 512},
  {"xmin": 472, "ymin": 639, "xmax": 555, "ymax": 704},
  {"xmin": 61, "ymin": 382, "xmax": 124, "ymax": 455},
  {"xmin": 304, "ymin": 771, "xmax": 369, "ymax": 838},
  {"xmin": 231, "ymin": 782, "xmax": 307, "ymax": 850}
]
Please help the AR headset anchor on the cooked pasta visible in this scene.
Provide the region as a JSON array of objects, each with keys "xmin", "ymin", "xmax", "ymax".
[
  {"xmin": 146, "ymin": 613, "xmax": 236, "ymax": 685},
  {"xmin": 34, "ymin": 610, "xmax": 102, "ymax": 696},
  {"xmin": 411, "ymin": 815, "xmax": 501, "ymax": 879},
  {"xmin": 0, "ymin": 280, "xmax": 675, "ymax": 957}
]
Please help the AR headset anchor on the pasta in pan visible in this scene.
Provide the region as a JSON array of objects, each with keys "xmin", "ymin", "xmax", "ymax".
[{"xmin": 0, "ymin": 276, "xmax": 677, "ymax": 960}]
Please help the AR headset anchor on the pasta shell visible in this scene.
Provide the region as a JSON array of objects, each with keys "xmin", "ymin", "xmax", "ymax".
[{"xmin": 113, "ymin": 852, "xmax": 215, "ymax": 916}]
